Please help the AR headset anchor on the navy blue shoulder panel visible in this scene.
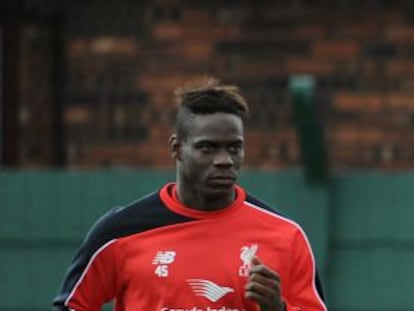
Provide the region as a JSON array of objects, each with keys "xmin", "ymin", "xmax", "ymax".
[
  {"xmin": 52, "ymin": 190, "xmax": 194, "ymax": 310},
  {"xmin": 86, "ymin": 191, "xmax": 194, "ymax": 246},
  {"xmin": 245, "ymin": 192, "xmax": 288, "ymax": 217}
]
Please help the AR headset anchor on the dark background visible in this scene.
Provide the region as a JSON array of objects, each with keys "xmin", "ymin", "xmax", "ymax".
[
  {"xmin": 2, "ymin": 0, "xmax": 413, "ymax": 171},
  {"xmin": 1, "ymin": 1, "xmax": 414, "ymax": 311}
]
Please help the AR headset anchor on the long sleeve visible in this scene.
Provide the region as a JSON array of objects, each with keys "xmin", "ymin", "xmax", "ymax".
[
  {"xmin": 284, "ymin": 228, "xmax": 327, "ymax": 311},
  {"xmin": 52, "ymin": 209, "xmax": 122, "ymax": 311},
  {"xmin": 52, "ymin": 189, "xmax": 194, "ymax": 311}
]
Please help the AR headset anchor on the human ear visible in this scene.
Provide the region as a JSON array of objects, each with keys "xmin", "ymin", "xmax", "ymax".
[{"xmin": 168, "ymin": 134, "xmax": 181, "ymax": 160}]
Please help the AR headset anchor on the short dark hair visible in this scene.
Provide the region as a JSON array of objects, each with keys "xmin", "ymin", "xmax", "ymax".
[{"xmin": 174, "ymin": 77, "xmax": 249, "ymax": 140}]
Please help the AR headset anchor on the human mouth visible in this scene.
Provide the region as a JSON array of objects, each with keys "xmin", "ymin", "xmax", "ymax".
[{"xmin": 208, "ymin": 174, "xmax": 236, "ymax": 186}]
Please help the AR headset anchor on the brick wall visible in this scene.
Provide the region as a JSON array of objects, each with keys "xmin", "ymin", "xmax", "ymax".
[{"xmin": 17, "ymin": 0, "xmax": 414, "ymax": 169}]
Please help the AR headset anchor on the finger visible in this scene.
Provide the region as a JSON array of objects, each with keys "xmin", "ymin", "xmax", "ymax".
[
  {"xmin": 247, "ymin": 257, "xmax": 284, "ymax": 310},
  {"xmin": 251, "ymin": 256, "xmax": 262, "ymax": 266},
  {"xmin": 245, "ymin": 289, "xmax": 273, "ymax": 306},
  {"xmin": 249, "ymin": 257, "xmax": 281, "ymax": 280},
  {"xmin": 245, "ymin": 279, "xmax": 280, "ymax": 298},
  {"xmin": 244, "ymin": 281, "xmax": 283, "ymax": 310},
  {"xmin": 249, "ymin": 266, "xmax": 281, "ymax": 281},
  {"xmin": 248, "ymin": 271, "xmax": 281, "ymax": 290},
  {"xmin": 245, "ymin": 269, "xmax": 282, "ymax": 300}
]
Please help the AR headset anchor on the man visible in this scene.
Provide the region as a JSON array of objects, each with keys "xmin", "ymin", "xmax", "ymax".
[{"xmin": 52, "ymin": 78, "xmax": 327, "ymax": 311}]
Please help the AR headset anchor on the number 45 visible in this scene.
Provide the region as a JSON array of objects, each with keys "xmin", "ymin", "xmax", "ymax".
[{"xmin": 155, "ymin": 265, "xmax": 169, "ymax": 277}]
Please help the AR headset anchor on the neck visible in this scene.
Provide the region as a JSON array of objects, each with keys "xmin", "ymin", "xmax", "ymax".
[{"xmin": 175, "ymin": 182, "xmax": 235, "ymax": 212}]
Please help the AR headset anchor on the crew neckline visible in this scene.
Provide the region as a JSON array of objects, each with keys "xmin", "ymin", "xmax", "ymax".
[{"xmin": 160, "ymin": 182, "xmax": 246, "ymax": 219}]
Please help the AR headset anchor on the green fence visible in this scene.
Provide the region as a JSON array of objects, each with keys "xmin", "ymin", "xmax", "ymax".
[{"xmin": 1, "ymin": 169, "xmax": 413, "ymax": 310}]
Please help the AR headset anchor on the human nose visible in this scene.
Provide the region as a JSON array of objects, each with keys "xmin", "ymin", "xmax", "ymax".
[{"xmin": 213, "ymin": 150, "xmax": 234, "ymax": 166}]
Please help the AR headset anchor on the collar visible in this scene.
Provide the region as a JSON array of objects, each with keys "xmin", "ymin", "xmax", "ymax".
[{"xmin": 160, "ymin": 182, "xmax": 246, "ymax": 219}]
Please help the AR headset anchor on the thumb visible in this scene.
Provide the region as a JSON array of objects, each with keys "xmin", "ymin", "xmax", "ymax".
[{"xmin": 251, "ymin": 256, "xmax": 262, "ymax": 266}]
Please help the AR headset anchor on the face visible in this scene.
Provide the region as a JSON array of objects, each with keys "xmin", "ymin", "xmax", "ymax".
[{"xmin": 171, "ymin": 112, "xmax": 245, "ymax": 200}]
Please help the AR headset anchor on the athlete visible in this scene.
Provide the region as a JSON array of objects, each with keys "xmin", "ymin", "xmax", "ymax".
[{"xmin": 52, "ymin": 78, "xmax": 327, "ymax": 311}]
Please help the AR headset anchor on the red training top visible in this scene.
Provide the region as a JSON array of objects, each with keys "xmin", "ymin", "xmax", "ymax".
[{"xmin": 52, "ymin": 183, "xmax": 327, "ymax": 311}]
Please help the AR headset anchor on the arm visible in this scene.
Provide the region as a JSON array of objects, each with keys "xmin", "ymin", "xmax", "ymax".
[
  {"xmin": 245, "ymin": 238, "xmax": 326, "ymax": 311},
  {"xmin": 284, "ymin": 228, "xmax": 327, "ymax": 311},
  {"xmin": 52, "ymin": 210, "xmax": 121, "ymax": 311},
  {"xmin": 244, "ymin": 193, "xmax": 326, "ymax": 310}
]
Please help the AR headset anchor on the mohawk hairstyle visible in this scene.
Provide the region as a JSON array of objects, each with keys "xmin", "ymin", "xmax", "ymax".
[
  {"xmin": 174, "ymin": 77, "xmax": 249, "ymax": 116},
  {"xmin": 174, "ymin": 77, "xmax": 249, "ymax": 140}
]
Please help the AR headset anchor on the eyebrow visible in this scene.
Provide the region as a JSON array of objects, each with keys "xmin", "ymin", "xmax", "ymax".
[{"xmin": 193, "ymin": 138, "xmax": 244, "ymax": 145}]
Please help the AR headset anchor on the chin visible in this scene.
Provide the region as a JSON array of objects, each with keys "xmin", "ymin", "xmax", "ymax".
[{"xmin": 204, "ymin": 184, "xmax": 235, "ymax": 197}]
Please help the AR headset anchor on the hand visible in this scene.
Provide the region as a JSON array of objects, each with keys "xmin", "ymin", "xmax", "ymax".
[{"xmin": 244, "ymin": 256, "xmax": 285, "ymax": 311}]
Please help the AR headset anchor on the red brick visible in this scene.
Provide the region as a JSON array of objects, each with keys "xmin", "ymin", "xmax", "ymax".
[
  {"xmin": 77, "ymin": 143, "xmax": 141, "ymax": 167},
  {"xmin": 180, "ymin": 8, "xmax": 212, "ymax": 26},
  {"xmin": 152, "ymin": 0, "xmax": 181, "ymax": 5},
  {"xmin": 245, "ymin": 128, "xmax": 299, "ymax": 168},
  {"xmin": 259, "ymin": 5, "xmax": 306, "ymax": 20},
  {"xmin": 137, "ymin": 74, "xmax": 204, "ymax": 94},
  {"xmin": 330, "ymin": 124, "xmax": 409, "ymax": 145},
  {"xmin": 291, "ymin": 25, "xmax": 325, "ymax": 40},
  {"xmin": 68, "ymin": 38, "xmax": 89, "ymax": 59},
  {"xmin": 181, "ymin": 24, "xmax": 231, "ymax": 40},
  {"xmin": 332, "ymin": 22, "xmax": 381, "ymax": 39},
  {"xmin": 387, "ymin": 93, "xmax": 414, "ymax": 110},
  {"xmin": 358, "ymin": 128, "xmax": 383, "ymax": 142},
  {"xmin": 327, "ymin": 121, "xmax": 414, "ymax": 168},
  {"xmin": 286, "ymin": 57, "xmax": 334, "ymax": 75},
  {"xmin": 149, "ymin": 125, "xmax": 173, "ymax": 141},
  {"xmin": 150, "ymin": 92, "xmax": 172, "ymax": 109},
  {"xmin": 64, "ymin": 106, "xmax": 91, "ymax": 124},
  {"xmin": 360, "ymin": 60, "xmax": 383, "ymax": 77},
  {"xmin": 171, "ymin": 41, "xmax": 214, "ymax": 61},
  {"xmin": 153, "ymin": 22, "xmax": 182, "ymax": 40},
  {"xmin": 333, "ymin": 92, "xmax": 384, "ymax": 112},
  {"xmin": 151, "ymin": 144, "xmax": 174, "ymax": 168},
  {"xmin": 385, "ymin": 25, "xmax": 414, "ymax": 42},
  {"xmin": 386, "ymin": 60, "xmax": 414, "ymax": 77},
  {"xmin": 90, "ymin": 37, "xmax": 138, "ymax": 55},
  {"xmin": 312, "ymin": 40, "xmax": 359, "ymax": 59},
  {"xmin": 234, "ymin": 60, "xmax": 286, "ymax": 78},
  {"xmin": 398, "ymin": 79, "xmax": 414, "ymax": 91},
  {"xmin": 379, "ymin": 10, "xmax": 406, "ymax": 23},
  {"xmin": 329, "ymin": 124, "xmax": 360, "ymax": 143}
]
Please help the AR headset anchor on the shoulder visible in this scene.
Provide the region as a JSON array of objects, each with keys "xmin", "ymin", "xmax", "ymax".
[
  {"xmin": 244, "ymin": 192, "xmax": 287, "ymax": 217},
  {"xmin": 82, "ymin": 191, "xmax": 162, "ymax": 251},
  {"xmin": 84, "ymin": 188, "xmax": 194, "ymax": 251},
  {"xmin": 244, "ymin": 192, "xmax": 303, "ymax": 233}
]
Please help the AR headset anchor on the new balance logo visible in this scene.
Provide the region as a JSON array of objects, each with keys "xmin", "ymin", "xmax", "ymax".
[
  {"xmin": 152, "ymin": 251, "xmax": 176, "ymax": 277},
  {"xmin": 187, "ymin": 279, "xmax": 234, "ymax": 302},
  {"xmin": 152, "ymin": 251, "xmax": 176, "ymax": 264}
]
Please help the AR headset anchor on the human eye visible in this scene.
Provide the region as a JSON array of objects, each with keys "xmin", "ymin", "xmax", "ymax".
[
  {"xmin": 228, "ymin": 143, "xmax": 243, "ymax": 154},
  {"xmin": 197, "ymin": 142, "xmax": 215, "ymax": 154}
]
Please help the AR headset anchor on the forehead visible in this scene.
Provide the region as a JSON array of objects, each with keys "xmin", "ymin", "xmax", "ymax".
[{"xmin": 187, "ymin": 112, "xmax": 244, "ymax": 142}]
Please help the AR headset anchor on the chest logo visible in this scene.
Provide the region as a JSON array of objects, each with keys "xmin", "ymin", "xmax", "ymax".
[
  {"xmin": 238, "ymin": 244, "xmax": 258, "ymax": 277},
  {"xmin": 152, "ymin": 251, "xmax": 176, "ymax": 277},
  {"xmin": 187, "ymin": 279, "xmax": 234, "ymax": 302}
]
